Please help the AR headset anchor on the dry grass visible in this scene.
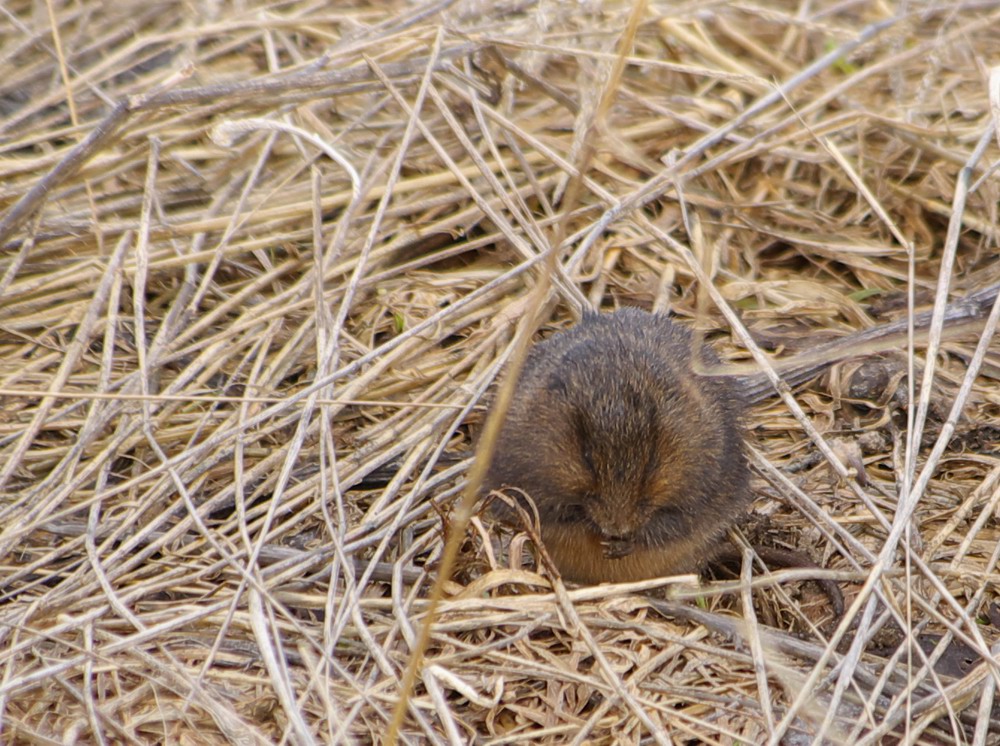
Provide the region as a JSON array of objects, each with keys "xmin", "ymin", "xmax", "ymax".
[{"xmin": 2, "ymin": 0, "xmax": 1000, "ymax": 743}]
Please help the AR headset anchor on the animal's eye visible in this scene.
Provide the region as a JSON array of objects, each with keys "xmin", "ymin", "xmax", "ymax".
[
  {"xmin": 559, "ymin": 503, "xmax": 588, "ymax": 523},
  {"xmin": 652, "ymin": 503, "xmax": 680, "ymax": 518},
  {"xmin": 545, "ymin": 372, "xmax": 569, "ymax": 396}
]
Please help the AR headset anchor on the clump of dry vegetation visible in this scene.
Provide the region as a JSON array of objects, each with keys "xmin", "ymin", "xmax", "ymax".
[{"xmin": 2, "ymin": 0, "xmax": 1000, "ymax": 742}]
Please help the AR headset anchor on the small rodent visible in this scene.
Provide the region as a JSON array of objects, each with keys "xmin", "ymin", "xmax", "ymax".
[{"xmin": 484, "ymin": 307, "xmax": 751, "ymax": 584}]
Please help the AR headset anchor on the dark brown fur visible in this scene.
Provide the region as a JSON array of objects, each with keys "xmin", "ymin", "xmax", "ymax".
[{"xmin": 484, "ymin": 308, "xmax": 750, "ymax": 584}]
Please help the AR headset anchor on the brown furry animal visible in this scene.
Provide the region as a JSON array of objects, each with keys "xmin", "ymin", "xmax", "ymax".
[{"xmin": 484, "ymin": 308, "xmax": 750, "ymax": 584}]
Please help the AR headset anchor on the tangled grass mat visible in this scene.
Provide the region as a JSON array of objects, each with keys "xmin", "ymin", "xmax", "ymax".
[{"xmin": 2, "ymin": 1, "xmax": 1000, "ymax": 743}]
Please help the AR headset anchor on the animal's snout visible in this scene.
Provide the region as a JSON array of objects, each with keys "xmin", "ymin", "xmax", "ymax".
[
  {"xmin": 600, "ymin": 530, "xmax": 630, "ymax": 542},
  {"xmin": 588, "ymin": 509, "xmax": 637, "ymax": 541}
]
